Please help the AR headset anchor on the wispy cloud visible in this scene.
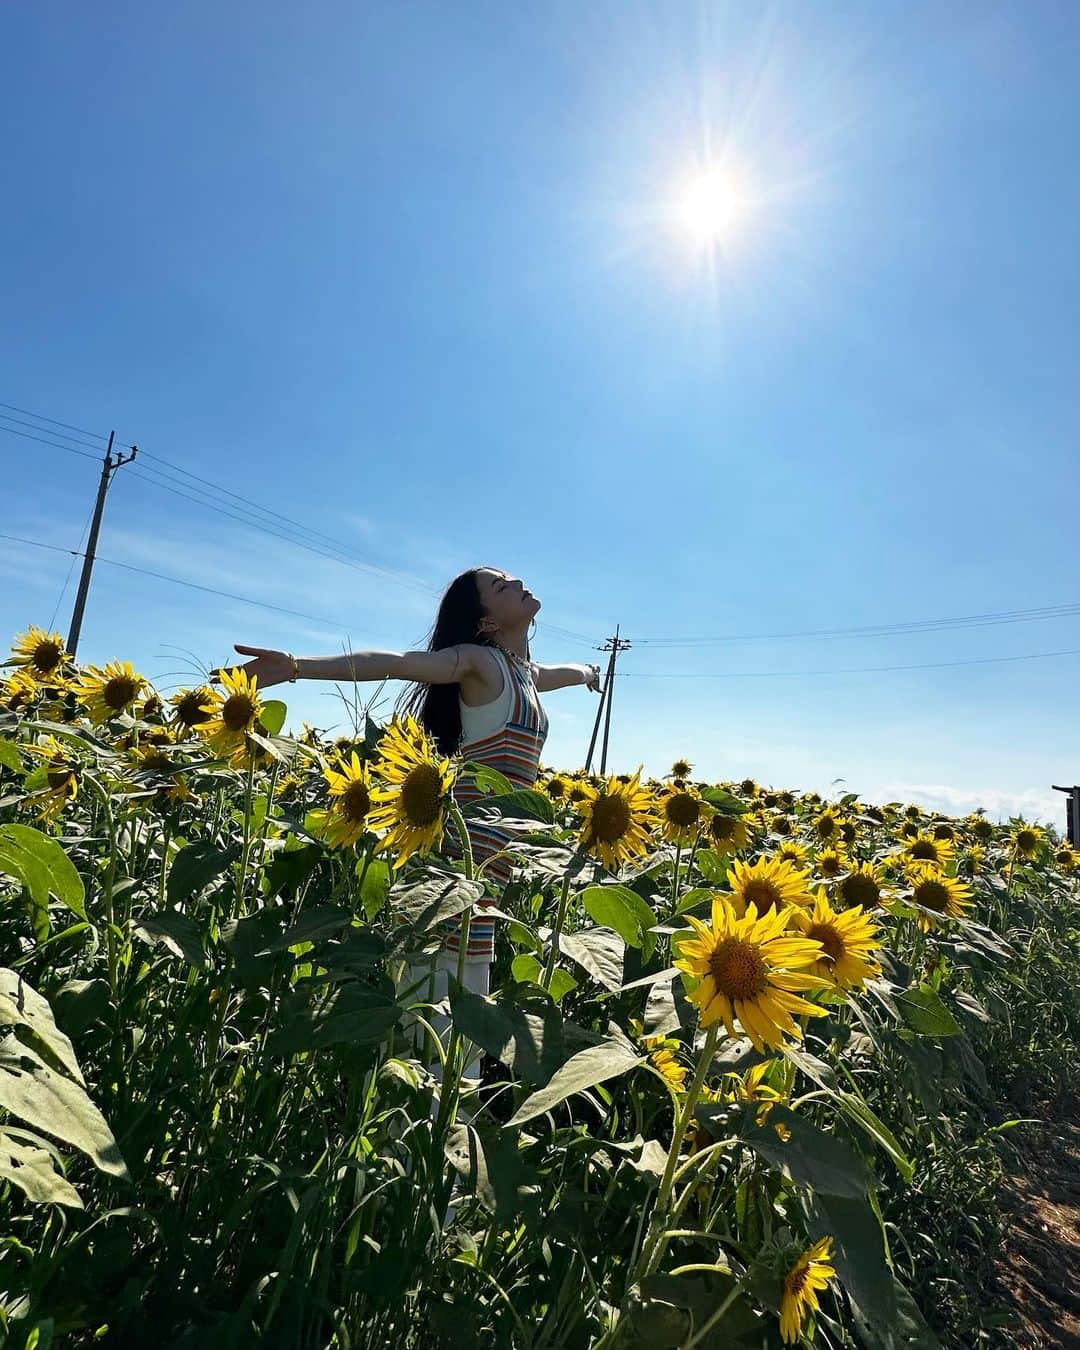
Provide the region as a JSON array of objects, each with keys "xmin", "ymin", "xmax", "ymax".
[{"xmin": 869, "ymin": 781, "xmax": 1063, "ymax": 826}]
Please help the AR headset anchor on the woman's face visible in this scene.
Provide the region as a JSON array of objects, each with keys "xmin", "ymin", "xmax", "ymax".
[{"xmin": 475, "ymin": 567, "xmax": 541, "ymax": 635}]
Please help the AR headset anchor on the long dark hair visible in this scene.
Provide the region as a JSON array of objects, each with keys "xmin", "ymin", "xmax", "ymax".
[{"xmin": 394, "ymin": 566, "xmax": 534, "ymax": 758}]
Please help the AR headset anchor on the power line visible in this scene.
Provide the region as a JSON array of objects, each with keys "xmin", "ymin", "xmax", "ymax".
[
  {"xmin": 0, "ymin": 422, "xmax": 102, "ymax": 462},
  {"xmin": 625, "ymin": 602, "xmax": 1080, "ymax": 647},
  {"xmin": 0, "ymin": 531, "xmax": 353, "ymax": 631},
  {"xmin": 615, "ymin": 648, "xmax": 1080, "ymax": 678},
  {"xmin": 0, "ymin": 411, "xmax": 108, "ymax": 455},
  {"xmin": 0, "ymin": 401, "xmax": 122, "ymax": 447}
]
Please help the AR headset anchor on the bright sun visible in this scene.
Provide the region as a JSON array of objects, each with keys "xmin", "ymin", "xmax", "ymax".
[{"xmin": 679, "ymin": 164, "xmax": 751, "ymax": 243}]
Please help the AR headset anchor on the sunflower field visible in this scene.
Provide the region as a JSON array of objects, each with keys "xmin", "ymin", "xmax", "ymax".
[{"xmin": 1, "ymin": 627, "xmax": 1077, "ymax": 1349}]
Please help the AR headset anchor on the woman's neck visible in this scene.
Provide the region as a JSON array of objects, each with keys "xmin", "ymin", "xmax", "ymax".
[{"xmin": 492, "ymin": 626, "xmax": 529, "ymax": 660}]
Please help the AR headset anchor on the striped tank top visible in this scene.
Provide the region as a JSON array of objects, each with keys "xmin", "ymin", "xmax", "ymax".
[{"xmin": 442, "ymin": 646, "xmax": 549, "ymax": 958}]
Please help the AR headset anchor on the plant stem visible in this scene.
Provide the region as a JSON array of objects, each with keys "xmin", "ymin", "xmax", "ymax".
[{"xmin": 541, "ymin": 870, "xmax": 573, "ymax": 991}]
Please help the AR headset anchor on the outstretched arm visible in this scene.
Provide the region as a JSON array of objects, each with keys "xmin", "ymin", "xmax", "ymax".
[
  {"xmin": 221, "ymin": 644, "xmax": 483, "ymax": 689},
  {"xmin": 535, "ymin": 662, "xmax": 602, "ymax": 694}
]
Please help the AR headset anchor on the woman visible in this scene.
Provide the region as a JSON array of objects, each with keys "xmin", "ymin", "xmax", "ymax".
[{"xmin": 226, "ymin": 565, "xmax": 601, "ymax": 1011}]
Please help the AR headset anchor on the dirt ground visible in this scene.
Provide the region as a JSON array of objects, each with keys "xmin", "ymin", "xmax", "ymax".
[{"xmin": 995, "ymin": 1113, "xmax": 1080, "ymax": 1348}]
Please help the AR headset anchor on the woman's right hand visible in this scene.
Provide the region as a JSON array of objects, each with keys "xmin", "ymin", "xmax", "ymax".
[{"xmin": 212, "ymin": 644, "xmax": 295, "ymax": 689}]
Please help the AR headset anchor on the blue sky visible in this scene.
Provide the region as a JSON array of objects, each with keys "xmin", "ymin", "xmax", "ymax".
[{"xmin": 3, "ymin": 2, "xmax": 1078, "ymax": 824}]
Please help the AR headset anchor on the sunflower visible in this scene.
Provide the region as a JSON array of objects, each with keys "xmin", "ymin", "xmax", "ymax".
[
  {"xmin": 168, "ymin": 686, "xmax": 214, "ymax": 733},
  {"xmin": 1054, "ymin": 843, "xmax": 1077, "ymax": 869},
  {"xmin": 901, "ymin": 833, "xmax": 955, "ymax": 869},
  {"xmin": 641, "ymin": 1034, "xmax": 688, "ymax": 1093},
  {"xmin": 898, "ymin": 820, "xmax": 920, "ymax": 840},
  {"xmin": 904, "ymin": 804, "xmax": 922, "ymax": 821},
  {"xmin": 10, "ymin": 626, "xmax": 68, "ymax": 679},
  {"xmin": 963, "ymin": 845, "xmax": 987, "ymax": 875},
  {"xmin": 726, "ymin": 856, "xmax": 816, "ymax": 919},
  {"xmin": 906, "ymin": 863, "xmax": 974, "ymax": 930},
  {"xmin": 707, "ymin": 811, "xmax": 750, "ymax": 856},
  {"xmin": 574, "ymin": 766, "xmax": 659, "ymax": 871},
  {"xmin": 839, "ymin": 860, "xmax": 888, "ymax": 911},
  {"xmin": 771, "ymin": 814, "xmax": 793, "ymax": 837},
  {"xmin": 544, "ymin": 773, "xmax": 569, "ymax": 802},
  {"xmin": 1011, "ymin": 823, "xmax": 1044, "ymax": 858},
  {"xmin": 2, "ymin": 668, "xmax": 40, "ymax": 712},
  {"xmin": 780, "ymin": 1236, "xmax": 836, "ymax": 1344},
  {"xmin": 309, "ymin": 752, "xmax": 375, "ymax": 849},
  {"xmin": 674, "ymin": 897, "xmax": 828, "ymax": 1051},
  {"xmin": 813, "ymin": 807, "xmax": 842, "ymax": 842},
  {"xmin": 969, "ymin": 814, "xmax": 995, "ymax": 842},
  {"xmin": 723, "ymin": 1059, "xmax": 790, "ymax": 1138},
  {"xmin": 366, "ymin": 715, "xmax": 457, "ymax": 870},
  {"xmin": 739, "ymin": 778, "xmax": 758, "ymax": 798},
  {"xmin": 793, "ymin": 894, "xmax": 882, "ymax": 991},
  {"xmin": 659, "ymin": 783, "xmax": 710, "ymax": 847},
  {"xmin": 814, "ymin": 848, "xmax": 848, "ymax": 881},
  {"xmin": 775, "ymin": 841, "xmax": 807, "ymax": 868},
  {"xmin": 196, "ymin": 669, "xmax": 263, "ymax": 757},
  {"xmin": 24, "ymin": 736, "xmax": 79, "ymax": 823},
  {"xmin": 932, "ymin": 821, "xmax": 955, "ymax": 842},
  {"xmin": 669, "ymin": 758, "xmax": 693, "ymax": 780},
  {"xmin": 75, "ymin": 661, "xmax": 146, "ymax": 724}
]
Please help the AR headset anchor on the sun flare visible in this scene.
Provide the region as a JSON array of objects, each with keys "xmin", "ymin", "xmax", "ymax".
[{"xmin": 679, "ymin": 163, "xmax": 752, "ymax": 242}]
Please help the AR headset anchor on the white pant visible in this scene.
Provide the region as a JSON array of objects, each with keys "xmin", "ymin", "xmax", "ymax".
[{"xmin": 405, "ymin": 948, "xmax": 490, "ymax": 1084}]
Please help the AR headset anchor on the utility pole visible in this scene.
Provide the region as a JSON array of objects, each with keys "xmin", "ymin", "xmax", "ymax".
[
  {"xmin": 584, "ymin": 627, "xmax": 632, "ymax": 775},
  {"xmin": 66, "ymin": 432, "xmax": 138, "ymax": 658}
]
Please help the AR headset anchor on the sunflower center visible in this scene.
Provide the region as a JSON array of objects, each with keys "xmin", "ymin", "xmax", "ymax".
[
  {"xmin": 819, "ymin": 854, "xmax": 843, "ymax": 877},
  {"xmin": 548, "ymin": 778, "xmax": 566, "ymax": 799},
  {"xmin": 1017, "ymin": 830, "xmax": 1037, "ymax": 852},
  {"xmin": 33, "ymin": 640, "xmax": 62, "ymax": 674},
  {"xmin": 909, "ymin": 840, "xmax": 939, "ymax": 861},
  {"xmin": 841, "ymin": 872, "xmax": 880, "ymax": 908},
  {"xmin": 666, "ymin": 793, "xmax": 700, "ymax": 827},
  {"xmin": 591, "ymin": 793, "xmax": 632, "ymax": 843},
  {"xmin": 176, "ymin": 691, "xmax": 208, "ymax": 727},
  {"xmin": 104, "ymin": 676, "xmax": 138, "ymax": 710},
  {"xmin": 222, "ymin": 693, "xmax": 257, "ymax": 732},
  {"xmin": 711, "ymin": 814, "xmax": 738, "ymax": 841},
  {"xmin": 341, "ymin": 781, "xmax": 372, "ymax": 823},
  {"xmin": 806, "ymin": 922, "xmax": 845, "ymax": 962},
  {"xmin": 401, "ymin": 763, "xmax": 443, "ymax": 826},
  {"xmin": 816, "ymin": 815, "xmax": 836, "ymax": 839},
  {"xmin": 915, "ymin": 879, "xmax": 949, "ymax": 912},
  {"xmin": 787, "ymin": 1265, "xmax": 810, "ymax": 1298},
  {"xmin": 708, "ymin": 937, "xmax": 768, "ymax": 1000},
  {"xmin": 741, "ymin": 879, "xmax": 783, "ymax": 915},
  {"xmin": 933, "ymin": 824, "xmax": 954, "ymax": 841}
]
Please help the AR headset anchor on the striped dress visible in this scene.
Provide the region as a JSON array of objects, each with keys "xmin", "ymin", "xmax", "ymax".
[{"xmin": 442, "ymin": 646, "xmax": 549, "ymax": 959}]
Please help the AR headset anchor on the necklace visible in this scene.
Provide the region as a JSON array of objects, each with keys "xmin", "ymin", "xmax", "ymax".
[{"xmin": 493, "ymin": 642, "xmax": 531, "ymax": 673}]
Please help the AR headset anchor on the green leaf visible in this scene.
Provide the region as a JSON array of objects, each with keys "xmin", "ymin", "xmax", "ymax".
[
  {"xmin": 391, "ymin": 875, "xmax": 484, "ymax": 934},
  {"xmin": 579, "ymin": 884, "xmax": 658, "ymax": 959},
  {"xmin": 447, "ymin": 982, "xmax": 572, "ymax": 1084},
  {"xmin": 0, "ymin": 1129, "xmax": 83, "ymax": 1208},
  {"xmin": 0, "ymin": 824, "xmax": 85, "ymax": 920},
  {"xmin": 811, "ymin": 1191, "xmax": 899, "ymax": 1338},
  {"xmin": 461, "ymin": 762, "xmax": 514, "ymax": 796},
  {"xmin": 0, "ymin": 1037, "xmax": 129, "ymax": 1180},
  {"xmin": 133, "ymin": 912, "xmax": 207, "ymax": 968},
  {"xmin": 673, "ymin": 886, "xmax": 714, "ymax": 916},
  {"xmin": 510, "ymin": 954, "xmax": 577, "ymax": 1003},
  {"xmin": 358, "ymin": 858, "xmax": 391, "ymax": 920},
  {"xmin": 728, "ymin": 1103, "xmax": 879, "ymax": 1197},
  {"xmin": 894, "ymin": 985, "xmax": 962, "ymax": 1037},
  {"xmin": 507, "ymin": 1034, "xmax": 642, "ymax": 1126},
  {"xmin": 838, "ymin": 1092, "xmax": 914, "ymax": 1183},
  {"xmin": 259, "ymin": 699, "xmax": 288, "ymax": 736},
  {"xmin": 694, "ymin": 849, "xmax": 730, "ymax": 884},
  {"xmin": 261, "ymin": 905, "xmax": 353, "ymax": 952},
  {"xmin": 700, "ymin": 787, "xmax": 749, "ymax": 814},
  {"xmin": 463, "ymin": 789, "xmax": 554, "ymax": 824},
  {"xmin": 267, "ymin": 983, "xmax": 400, "ymax": 1056},
  {"xmin": 166, "ymin": 840, "xmax": 239, "ymax": 905},
  {"xmin": 0, "ymin": 739, "xmax": 22, "ymax": 773},
  {"xmin": 0, "ymin": 969, "xmax": 85, "ymax": 1084},
  {"xmin": 556, "ymin": 926, "xmax": 625, "ymax": 992}
]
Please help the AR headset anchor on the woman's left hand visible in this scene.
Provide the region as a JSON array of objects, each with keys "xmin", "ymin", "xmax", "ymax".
[{"xmin": 584, "ymin": 663, "xmax": 602, "ymax": 693}]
